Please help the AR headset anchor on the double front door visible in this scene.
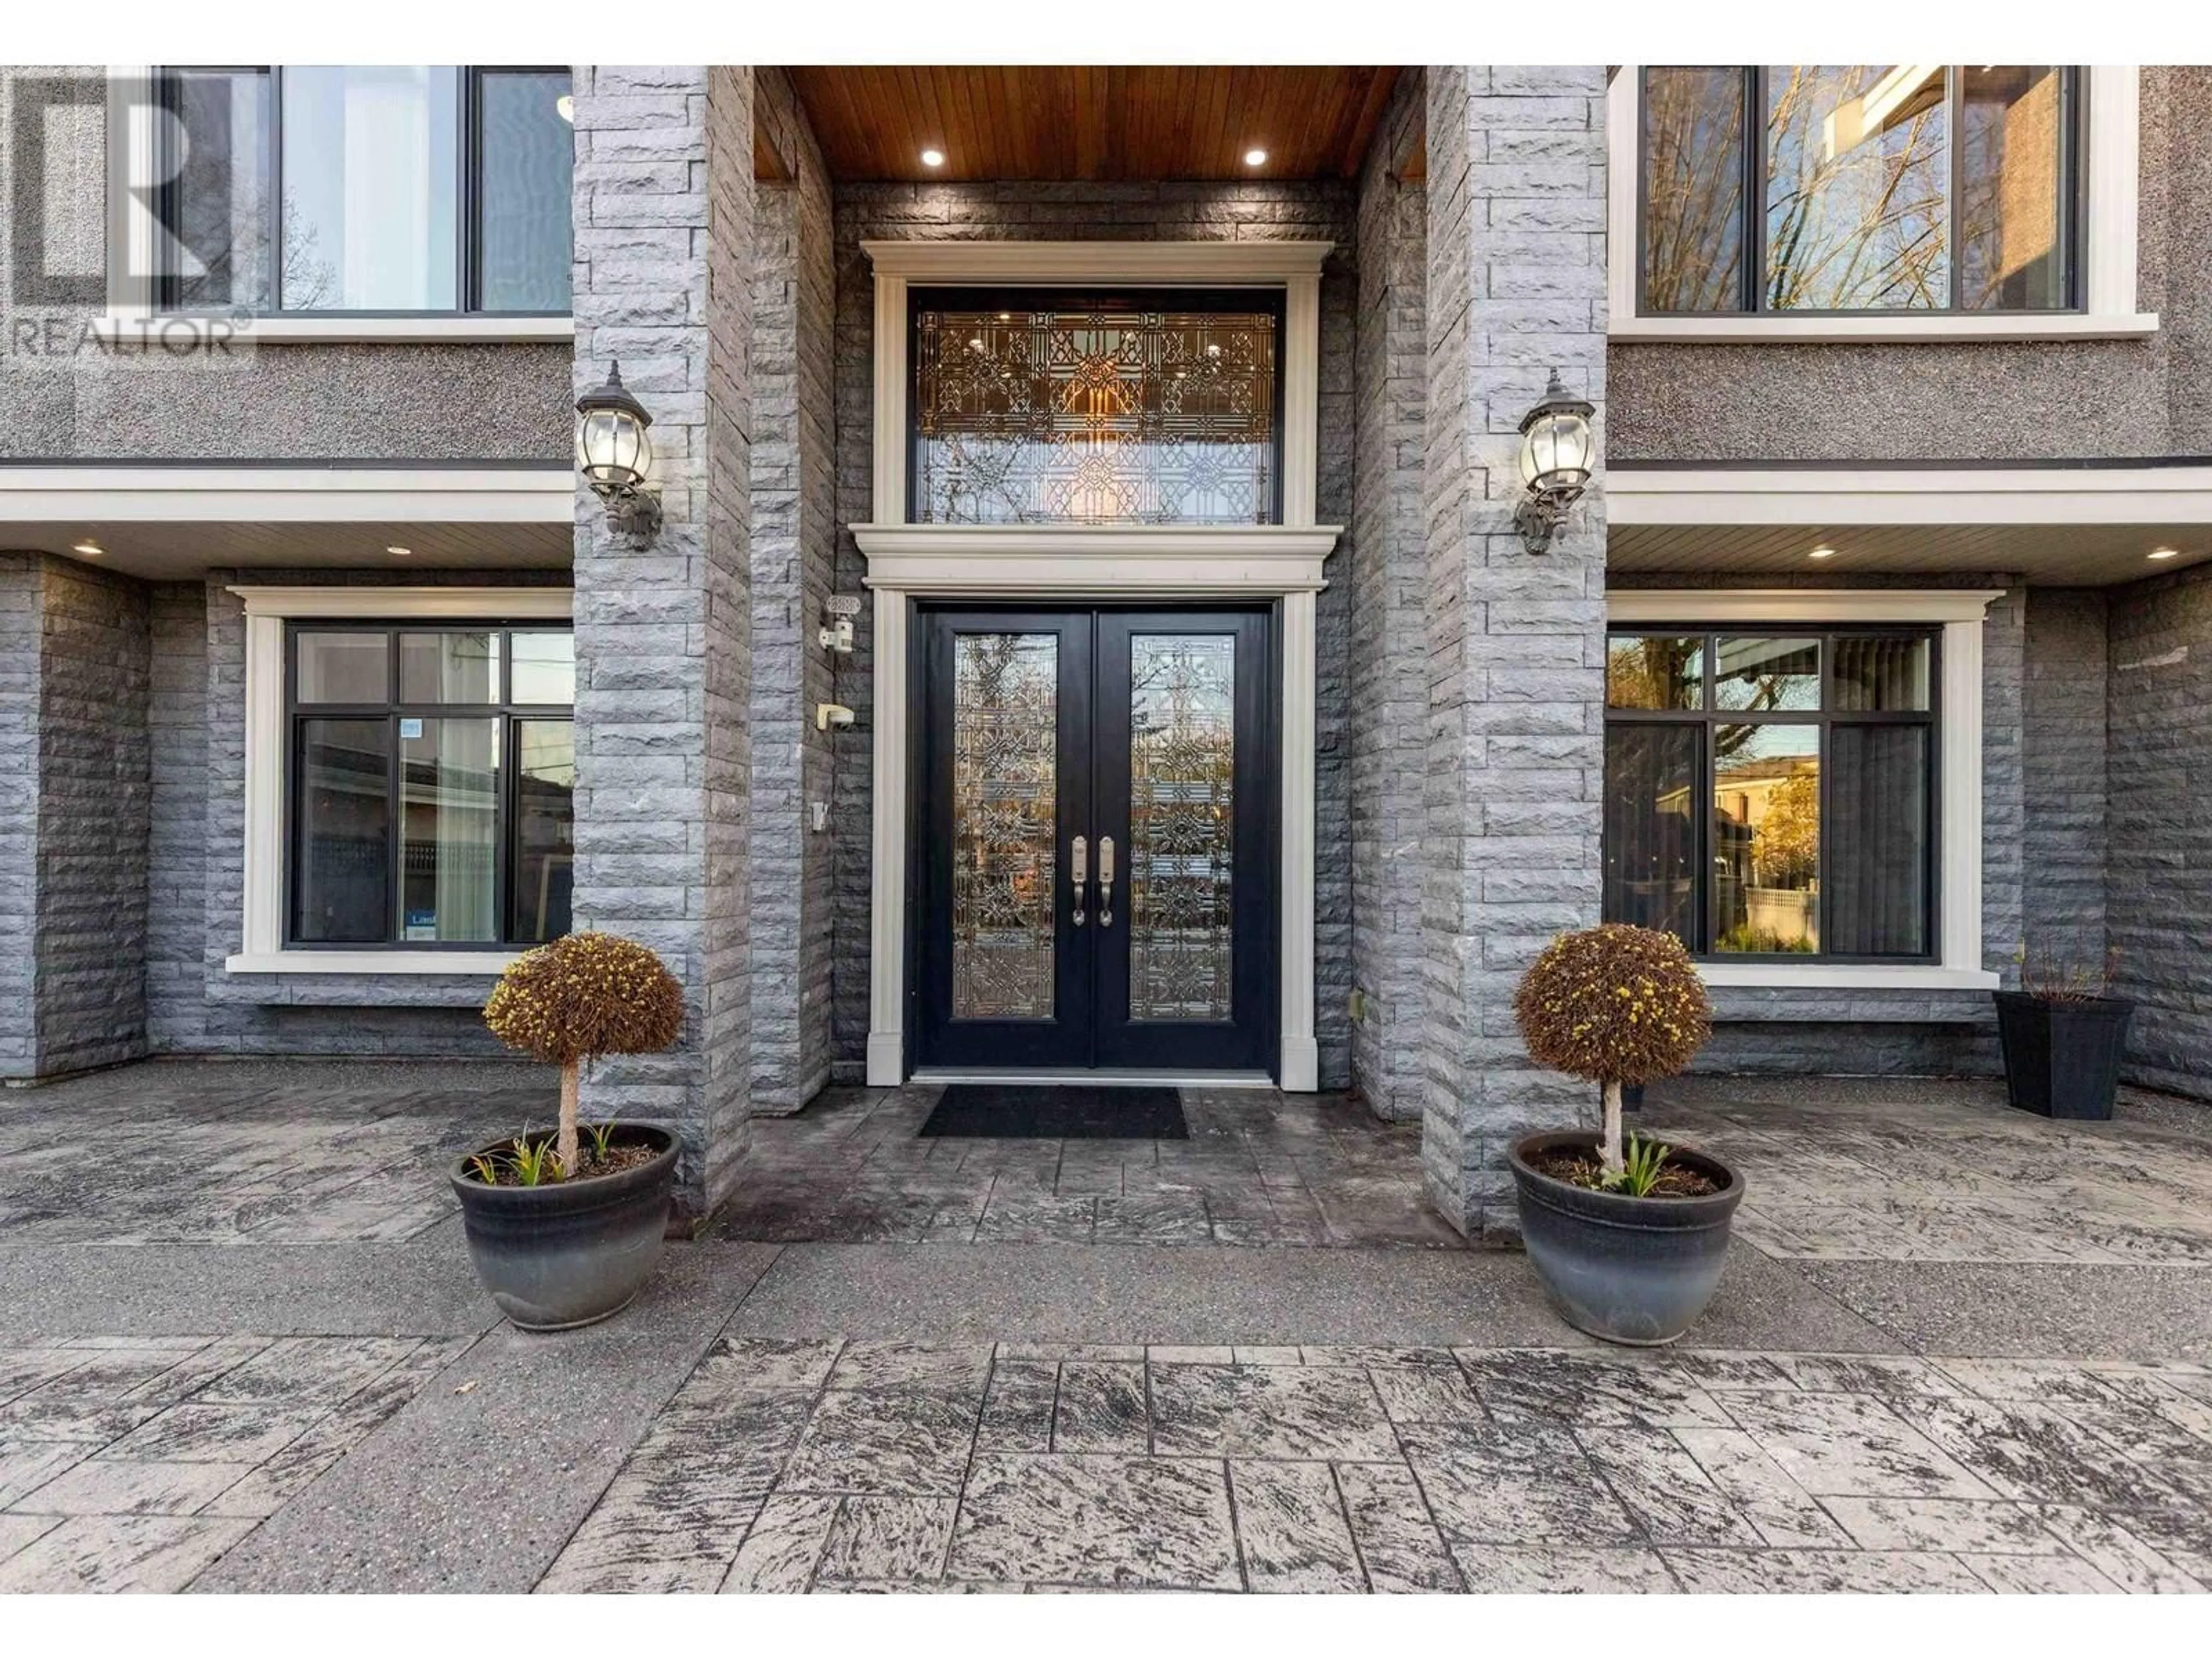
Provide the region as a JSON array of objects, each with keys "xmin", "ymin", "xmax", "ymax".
[{"xmin": 915, "ymin": 605, "xmax": 1277, "ymax": 1073}]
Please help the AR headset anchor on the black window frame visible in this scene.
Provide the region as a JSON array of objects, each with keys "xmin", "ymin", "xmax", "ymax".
[
  {"xmin": 1602, "ymin": 624, "xmax": 1944, "ymax": 964},
  {"xmin": 1636, "ymin": 65, "xmax": 2088, "ymax": 317},
  {"xmin": 153, "ymin": 65, "xmax": 573, "ymax": 318},
  {"xmin": 283, "ymin": 620, "xmax": 575, "ymax": 950},
  {"xmin": 904, "ymin": 285, "xmax": 1290, "ymax": 527}
]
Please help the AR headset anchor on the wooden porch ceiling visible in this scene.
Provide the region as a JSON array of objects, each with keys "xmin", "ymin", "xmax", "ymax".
[{"xmin": 779, "ymin": 67, "xmax": 1402, "ymax": 183}]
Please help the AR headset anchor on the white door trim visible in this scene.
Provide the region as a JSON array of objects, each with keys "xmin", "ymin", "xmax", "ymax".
[{"xmin": 858, "ymin": 527, "xmax": 1338, "ymax": 1091}]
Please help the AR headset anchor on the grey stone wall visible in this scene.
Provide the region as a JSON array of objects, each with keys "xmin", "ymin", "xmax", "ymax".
[
  {"xmin": 145, "ymin": 583, "xmax": 207, "ymax": 1051},
  {"xmin": 747, "ymin": 69, "xmax": 837, "ymax": 1116},
  {"xmin": 2107, "ymin": 561, "xmax": 2212, "ymax": 1095},
  {"xmin": 1610, "ymin": 67, "xmax": 2209, "ymax": 464},
  {"xmin": 0, "ymin": 554, "xmax": 150, "ymax": 1078},
  {"xmin": 1420, "ymin": 67, "xmax": 1611, "ymax": 1241},
  {"xmin": 2023, "ymin": 588, "xmax": 2111, "ymax": 976},
  {"xmin": 826, "ymin": 178, "xmax": 1360, "ymax": 1085},
  {"xmin": 569, "ymin": 64, "xmax": 755, "ymax": 1218},
  {"xmin": 1349, "ymin": 69, "xmax": 1429, "ymax": 1122},
  {"xmin": 0, "ymin": 67, "xmax": 565, "ymax": 463}
]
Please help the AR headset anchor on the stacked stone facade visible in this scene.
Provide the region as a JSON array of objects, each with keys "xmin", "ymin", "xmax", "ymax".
[{"xmin": 1419, "ymin": 67, "xmax": 1612, "ymax": 1239}]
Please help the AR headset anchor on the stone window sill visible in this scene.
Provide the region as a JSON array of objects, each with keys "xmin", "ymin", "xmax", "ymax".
[
  {"xmin": 225, "ymin": 951, "xmax": 521, "ymax": 976},
  {"xmin": 90, "ymin": 312, "xmax": 574, "ymax": 346},
  {"xmin": 1698, "ymin": 964, "xmax": 2001, "ymax": 991}
]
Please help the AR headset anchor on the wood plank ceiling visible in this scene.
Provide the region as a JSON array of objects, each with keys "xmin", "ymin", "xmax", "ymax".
[{"xmin": 783, "ymin": 67, "xmax": 1400, "ymax": 182}]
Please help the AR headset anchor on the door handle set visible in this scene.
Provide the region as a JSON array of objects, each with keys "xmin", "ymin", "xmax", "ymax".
[{"xmin": 1068, "ymin": 834, "xmax": 1115, "ymax": 928}]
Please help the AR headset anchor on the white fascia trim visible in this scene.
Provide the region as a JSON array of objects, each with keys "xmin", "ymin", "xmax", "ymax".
[
  {"xmin": 88, "ymin": 312, "xmax": 575, "ymax": 345},
  {"xmin": 862, "ymin": 240, "xmax": 1333, "ymax": 282},
  {"xmin": 1607, "ymin": 66, "xmax": 2150, "ymax": 343},
  {"xmin": 1699, "ymin": 964, "xmax": 2000, "ymax": 991},
  {"xmin": 1609, "ymin": 465, "xmax": 2212, "ymax": 528},
  {"xmin": 233, "ymin": 586, "xmax": 573, "ymax": 971},
  {"xmin": 0, "ymin": 466, "xmax": 573, "ymax": 525},
  {"xmin": 225, "ymin": 951, "xmax": 522, "ymax": 976},
  {"xmin": 229, "ymin": 585, "xmax": 574, "ymax": 620},
  {"xmin": 851, "ymin": 524, "xmax": 1339, "ymax": 596},
  {"xmin": 1609, "ymin": 586, "xmax": 1995, "ymax": 982},
  {"xmin": 1606, "ymin": 588, "xmax": 1999, "ymax": 624}
]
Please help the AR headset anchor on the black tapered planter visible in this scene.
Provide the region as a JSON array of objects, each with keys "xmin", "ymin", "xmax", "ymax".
[
  {"xmin": 1508, "ymin": 1131, "xmax": 1744, "ymax": 1347},
  {"xmin": 1993, "ymin": 991, "xmax": 2134, "ymax": 1121},
  {"xmin": 449, "ymin": 1126, "xmax": 677, "ymax": 1331}
]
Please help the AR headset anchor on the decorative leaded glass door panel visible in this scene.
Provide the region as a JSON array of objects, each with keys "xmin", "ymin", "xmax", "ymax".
[{"xmin": 915, "ymin": 607, "xmax": 1275, "ymax": 1075}]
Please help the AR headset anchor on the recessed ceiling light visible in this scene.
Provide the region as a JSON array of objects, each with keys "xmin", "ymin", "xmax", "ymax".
[
  {"xmin": 1244, "ymin": 147, "xmax": 1268, "ymax": 167},
  {"xmin": 71, "ymin": 539, "xmax": 103, "ymax": 557},
  {"xmin": 386, "ymin": 545, "xmax": 414, "ymax": 558},
  {"xmin": 2149, "ymin": 547, "xmax": 2181, "ymax": 560},
  {"xmin": 919, "ymin": 147, "xmax": 945, "ymax": 168},
  {"xmin": 1808, "ymin": 546, "xmax": 1836, "ymax": 559}
]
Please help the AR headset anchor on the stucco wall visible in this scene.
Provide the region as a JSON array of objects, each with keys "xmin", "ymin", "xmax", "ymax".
[
  {"xmin": 1608, "ymin": 67, "xmax": 2206, "ymax": 464},
  {"xmin": 0, "ymin": 68, "xmax": 568, "ymax": 464},
  {"xmin": 824, "ymin": 177, "xmax": 1361, "ymax": 1088}
]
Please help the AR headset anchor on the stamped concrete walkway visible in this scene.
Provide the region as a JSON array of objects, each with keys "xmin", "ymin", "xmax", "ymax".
[{"xmin": 1, "ymin": 1059, "xmax": 2207, "ymax": 1592}]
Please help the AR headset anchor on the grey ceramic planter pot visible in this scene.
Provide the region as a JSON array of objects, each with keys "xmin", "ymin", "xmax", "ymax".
[
  {"xmin": 449, "ymin": 1127, "xmax": 677, "ymax": 1331},
  {"xmin": 1508, "ymin": 1130, "xmax": 1744, "ymax": 1347}
]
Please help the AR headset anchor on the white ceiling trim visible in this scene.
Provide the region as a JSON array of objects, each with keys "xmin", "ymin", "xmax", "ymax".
[
  {"xmin": 1611, "ymin": 465, "xmax": 2212, "ymax": 527},
  {"xmin": 228, "ymin": 585, "xmax": 573, "ymax": 620},
  {"xmin": 851, "ymin": 523, "xmax": 1339, "ymax": 595},
  {"xmin": 1606, "ymin": 588, "xmax": 1999, "ymax": 623},
  {"xmin": 0, "ymin": 467, "xmax": 573, "ymax": 524}
]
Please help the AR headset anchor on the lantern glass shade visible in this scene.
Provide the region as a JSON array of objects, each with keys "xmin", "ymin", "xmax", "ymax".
[
  {"xmin": 1519, "ymin": 404, "xmax": 1594, "ymax": 493},
  {"xmin": 577, "ymin": 404, "xmax": 652, "ymax": 495}
]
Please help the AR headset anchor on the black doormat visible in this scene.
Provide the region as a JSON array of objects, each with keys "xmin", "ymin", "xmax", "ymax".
[{"xmin": 919, "ymin": 1084, "xmax": 1188, "ymax": 1139}]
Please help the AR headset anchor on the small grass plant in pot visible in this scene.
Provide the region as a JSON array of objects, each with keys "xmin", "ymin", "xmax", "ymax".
[
  {"xmin": 454, "ymin": 932, "xmax": 686, "ymax": 1330},
  {"xmin": 1994, "ymin": 944, "xmax": 2134, "ymax": 1122},
  {"xmin": 1507, "ymin": 923, "xmax": 1741, "ymax": 1346}
]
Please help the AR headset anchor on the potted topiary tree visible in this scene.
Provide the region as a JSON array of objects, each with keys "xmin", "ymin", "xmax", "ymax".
[
  {"xmin": 1994, "ymin": 945, "xmax": 2134, "ymax": 1121},
  {"xmin": 453, "ymin": 931, "xmax": 687, "ymax": 1330},
  {"xmin": 1506, "ymin": 923, "xmax": 1741, "ymax": 1346}
]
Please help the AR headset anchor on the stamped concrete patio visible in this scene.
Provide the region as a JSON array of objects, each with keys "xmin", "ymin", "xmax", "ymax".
[{"xmin": 0, "ymin": 1058, "xmax": 2207, "ymax": 1592}]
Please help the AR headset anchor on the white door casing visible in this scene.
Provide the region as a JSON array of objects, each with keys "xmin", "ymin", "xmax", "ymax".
[{"xmin": 856, "ymin": 241, "xmax": 1340, "ymax": 1089}]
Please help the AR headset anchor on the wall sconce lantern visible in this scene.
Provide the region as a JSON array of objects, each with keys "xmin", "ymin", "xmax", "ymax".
[
  {"xmin": 1513, "ymin": 369, "xmax": 1596, "ymax": 554},
  {"xmin": 576, "ymin": 361, "xmax": 661, "ymax": 537}
]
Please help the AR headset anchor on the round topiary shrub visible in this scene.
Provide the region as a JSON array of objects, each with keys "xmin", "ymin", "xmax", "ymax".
[
  {"xmin": 484, "ymin": 932, "xmax": 685, "ymax": 1177},
  {"xmin": 1514, "ymin": 923, "xmax": 1711, "ymax": 1176}
]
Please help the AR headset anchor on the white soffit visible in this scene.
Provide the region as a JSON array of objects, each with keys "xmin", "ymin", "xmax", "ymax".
[{"xmin": 0, "ymin": 464, "xmax": 574, "ymax": 580}]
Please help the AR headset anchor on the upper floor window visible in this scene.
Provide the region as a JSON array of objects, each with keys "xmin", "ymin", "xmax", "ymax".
[
  {"xmin": 908, "ymin": 288, "xmax": 1283, "ymax": 525},
  {"xmin": 1640, "ymin": 66, "xmax": 2081, "ymax": 315},
  {"xmin": 157, "ymin": 66, "xmax": 573, "ymax": 315}
]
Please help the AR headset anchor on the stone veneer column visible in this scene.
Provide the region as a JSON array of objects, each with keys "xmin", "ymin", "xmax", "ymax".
[
  {"xmin": 1420, "ymin": 66, "xmax": 1609, "ymax": 1241},
  {"xmin": 0, "ymin": 554, "xmax": 151, "ymax": 1079},
  {"xmin": 569, "ymin": 65, "xmax": 755, "ymax": 1221}
]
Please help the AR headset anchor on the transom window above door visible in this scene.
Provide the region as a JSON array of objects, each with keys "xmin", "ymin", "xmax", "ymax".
[
  {"xmin": 907, "ymin": 287, "xmax": 1284, "ymax": 525},
  {"xmin": 154, "ymin": 66, "xmax": 573, "ymax": 314},
  {"xmin": 1639, "ymin": 66, "xmax": 2082, "ymax": 315}
]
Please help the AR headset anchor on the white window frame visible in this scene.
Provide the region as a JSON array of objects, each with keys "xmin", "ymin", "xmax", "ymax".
[
  {"xmin": 852, "ymin": 239, "xmax": 1340, "ymax": 1090},
  {"xmin": 98, "ymin": 66, "xmax": 574, "ymax": 346},
  {"xmin": 1604, "ymin": 588, "xmax": 2001, "ymax": 991},
  {"xmin": 1607, "ymin": 65, "xmax": 2154, "ymax": 343},
  {"xmin": 226, "ymin": 584, "xmax": 574, "ymax": 976}
]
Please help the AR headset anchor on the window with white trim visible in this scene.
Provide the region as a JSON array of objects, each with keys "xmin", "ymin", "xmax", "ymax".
[
  {"xmin": 1640, "ymin": 66, "xmax": 2082, "ymax": 316},
  {"xmin": 1603, "ymin": 626, "xmax": 1940, "ymax": 961},
  {"xmin": 287, "ymin": 623, "xmax": 574, "ymax": 947}
]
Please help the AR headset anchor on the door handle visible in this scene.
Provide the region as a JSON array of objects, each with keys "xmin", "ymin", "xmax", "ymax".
[
  {"xmin": 1071, "ymin": 835, "xmax": 1087, "ymax": 926},
  {"xmin": 1099, "ymin": 835, "xmax": 1115, "ymax": 928}
]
